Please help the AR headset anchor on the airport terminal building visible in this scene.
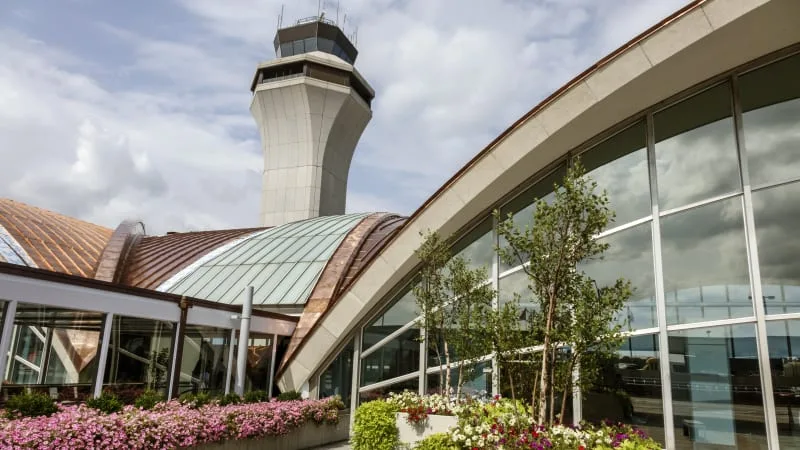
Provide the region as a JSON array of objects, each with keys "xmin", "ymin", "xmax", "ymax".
[{"xmin": 1, "ymin": 0, "xmax": 799, "ymax": 448}]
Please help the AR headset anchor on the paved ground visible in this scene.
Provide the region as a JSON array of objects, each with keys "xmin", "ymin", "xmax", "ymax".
[{"xmin": 310, "ymin": 441, "xmax": 351, "ymax": 449}]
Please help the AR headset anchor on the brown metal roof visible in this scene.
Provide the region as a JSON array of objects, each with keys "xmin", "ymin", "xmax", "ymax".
[
  {"xmin": 0, "ymin": 198, "xmax": 113, "ymax": 278},
  {"xmin": 121, "ymin": 227, "xmax": 265, "ymax": 291},
  {"xmin": 277, "ymin": 212, "xmax": 406, "ymax": 375}
]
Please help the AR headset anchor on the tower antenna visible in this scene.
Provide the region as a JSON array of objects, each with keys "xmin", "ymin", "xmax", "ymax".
[
  {"xmin": 317, "ymin": 0, "xmax": 322, "ymax": 17},
  {"xmin": 277, "ymin": 4, "xmax": 284, "ymax": 29},
  {"xmin": 336, "ymin": 0, "xmax": 340, "ymax": 26}
]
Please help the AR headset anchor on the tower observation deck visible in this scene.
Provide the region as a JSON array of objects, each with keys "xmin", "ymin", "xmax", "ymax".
[{"xmin": 250, "ymin": 16, "xmax": 375, "ymax": 227}]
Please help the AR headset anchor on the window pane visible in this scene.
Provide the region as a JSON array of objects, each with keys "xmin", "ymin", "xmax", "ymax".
[
  {"xmin": 292, "ymin": 40, "xmax": 304, "ymax": 55},
  {"xmin": 317, "ymin": 37, "xmax": 334, "ymax": 54},
  {"xmin": 231, "ymin": 333, "xmax": 274, "ymax": 393},
  {"xmin": 360, "ymin": 329, "xmax": 420, "ymax": 387},
  {"xmin": 319, "ymin": 338, "xmax": 354, "ymax": 406},
  {"xmin": 427, "ymin": 360, "xmax": 491, "ymax": 397},
  {"xmin": 584, "ymin": 335, "xmax": 665, "ymax": 447},
  {"xmin": 452, "ymin": 217, "xmax": 494, "ymax": 273},
  {"xmin": 363, "ymin": 289, "xmax": 418, "ymax": 350},
  {"xmin": 753, "ymin": 181, "xmax": 800, "ymax": 315},
  {"xmin": 655, "ymin": 82, "xmax": 740, "ymax": 210},
  {"xmin": 103, "ymin": 316, "xmax": 175, "ymax": 399},
  {"xmin": 765, "ymin": 319, "xmax": 800, "ymax": 449},
  {"xmin": 580, "ymin": 221, "xmax": 656, "ymax": 330},
  {"xmin": 740, "ymin": 53, "xmax": 800, "ymax": 187},
  {"xmin": 498, "ymin": 165, "xmax": 565, "ymax": 272},
  {"xmin": 304, "ymin": 37, "xmax": 317, "ymax": 52},
  {"xmin": 669, "ymin": 324, "xmax": 767, "ymax": 450},
  {"xmin": 176, "ymin": 325, "xmax": 232, "ymax": 398},
  {"xmin": 660, "ymin": 197, "xmax": 752, "ymax": 325},
  {"xmin": 581, "ymin": 120, "xmax": 650, "ymax": 228},
  {"xmin": 2, "ymin": 303, "xmax": 103, "ymax": 405},
  {"xmin": 359, "ymin": 378, "xmax": 418, "ymax": 404}
]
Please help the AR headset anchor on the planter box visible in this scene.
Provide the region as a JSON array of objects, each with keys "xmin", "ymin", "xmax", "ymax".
[
  {"xmin": 194, "ymin": 412, "xmax": 350, "ymax": 450},
  {"xmin": 396, "ymin": 412, "xmax": 458, "ymax": 446}
]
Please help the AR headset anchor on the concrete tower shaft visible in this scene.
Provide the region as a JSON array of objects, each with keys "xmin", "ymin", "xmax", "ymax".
[{"xmin": 250, "ymin": 19, "xmax": 374, "ymax": 227}]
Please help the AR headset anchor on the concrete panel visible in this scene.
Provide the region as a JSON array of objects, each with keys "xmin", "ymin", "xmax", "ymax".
[
  {"xmin": 451, "ymin": 153, "xmax": 506, "ymax": 206},
  {"xmin": 537, "ymin": 81, "xmax": 598, "ymax": 135},
  {"xmin": 585, "ymin": 45, "xmax": 653, "ymax": 101},
  {"xmin": 702, "ymin": 0, "xmax": 769, "ymax": 30},
  {"xmin": 491, "ymin": 116, "xmax": 550, "ymax": 171},
  {"xmin": 321, "ymin": 291, "xmax": 365, "ymax": 337},
  {"xmin": 293, "ymin": 325, "xmax": 337, "ymax": 375},
  {"xmin": 640, "ymin": 8, "xmax": 713, "ymax": 66}
]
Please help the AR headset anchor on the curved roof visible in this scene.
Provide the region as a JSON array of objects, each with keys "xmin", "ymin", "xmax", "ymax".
[
  {"xmin": 0, "ymin": 198, "xmax": 113, "ymax": 277},
  {"xmin": 277, "ymin": 0, "xmax": 800, "ymax": 391},
  {"xmin": 160, "ymin": 213, "xmax": 372, "ymax": 306},
  {"xmin": 122, "ymin": 227, "xmax": 264, "ymax": 290}
]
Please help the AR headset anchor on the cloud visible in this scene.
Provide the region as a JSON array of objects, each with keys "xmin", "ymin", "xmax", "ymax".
[{"xmin": 0, "ymin": 0, "xmax": 690, "ymax": 234}]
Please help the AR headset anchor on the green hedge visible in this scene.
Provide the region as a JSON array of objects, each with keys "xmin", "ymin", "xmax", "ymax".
[
  {"xmin": 414, "ymin": 432, "xmax": 460, "ymax": 450},
  {"xmin": 4, "ymin": 391, "xmax": 58, "ymax": 419},
  {"xmin": 351, "ymin": 400, "xmax": 399, "ymax": 450}
]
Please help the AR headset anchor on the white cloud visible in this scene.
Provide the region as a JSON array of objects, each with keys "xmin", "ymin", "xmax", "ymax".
[{"xmin": 0, "ymin": 0, "xmax": 690, "ymax": 233}]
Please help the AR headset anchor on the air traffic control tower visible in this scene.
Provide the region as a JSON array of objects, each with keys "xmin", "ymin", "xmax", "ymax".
[{"xmin": 250, "ymin": 16, "xmax": 375, "ymax": 227}]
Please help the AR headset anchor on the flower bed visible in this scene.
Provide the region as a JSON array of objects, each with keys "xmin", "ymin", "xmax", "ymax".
[
  {"xmin": 353, "ymin": 391, "xmax": 662, "ymax": 450},
  {"xmin": 0, "ymin": 397, "xmax": 343, "ymax": 449}
]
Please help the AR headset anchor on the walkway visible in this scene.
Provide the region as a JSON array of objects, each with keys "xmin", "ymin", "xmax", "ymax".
[{"xmin": 310, "ymin": 441, "xmax": 351, "ymax": 449}]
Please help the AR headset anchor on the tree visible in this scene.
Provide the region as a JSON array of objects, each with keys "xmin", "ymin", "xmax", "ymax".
[
  {"xmin": 413, "ymin": 231, "xmax": 494, "ymax": 397},
  {"xmin": 494, "ymin": 161, "xmax": 631, "ymax": 425}
]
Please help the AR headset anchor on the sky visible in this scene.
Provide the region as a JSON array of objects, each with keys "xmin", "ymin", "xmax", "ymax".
[{"xmin": 0, "ymin": 0, "xmax": 689, "ymax": 234}]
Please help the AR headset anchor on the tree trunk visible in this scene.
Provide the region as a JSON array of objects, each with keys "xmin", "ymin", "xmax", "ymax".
[
  {"xmin": 444, "ymin": 340, "xmax": 452, "ymax": 397},
  {"xmin": 549, "ymin": 349, "xmax": 556, "ymax": 425},
  {"xmin": 539, "ymin": 294, "xmax": 557, "ymax": 424},
  {"xmin": 560, "ymin": 357, "xmax": 576, "ymax": 424}
]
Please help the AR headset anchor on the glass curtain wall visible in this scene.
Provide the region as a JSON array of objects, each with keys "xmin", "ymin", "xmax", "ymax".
[
  {"xmin": 349, "ymin": 48, "xmax": 800, "ymax": 448},
  {"xmin": 2, "ymin": 303, "xmax": 103, "ymax": 404},
  {"xmin": 176, "ymin": 325, "xmax": 232, "ymax": 397}
]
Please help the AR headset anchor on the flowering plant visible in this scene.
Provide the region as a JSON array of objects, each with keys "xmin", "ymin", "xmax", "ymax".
[
  {"xmin": 386, "ymin": 391, "xmax": 472, "ymax": 425},
  {"xmin": 0, "ymin": 397, "xmax": 342, "ymax": 449}
]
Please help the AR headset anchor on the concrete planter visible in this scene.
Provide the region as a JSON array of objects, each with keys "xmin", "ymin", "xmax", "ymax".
[
  {"xmin": 396, "ymin": 412, "xmax": 458, "ymax": 446},
  {"xmin": 194, "ymin": 412, "xmax": 350, "ymax": 450}
]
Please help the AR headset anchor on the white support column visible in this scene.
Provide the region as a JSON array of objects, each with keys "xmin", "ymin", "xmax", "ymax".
[
  {"xmin": 350, "ymin": 330, "xmax": 362, "ymax": 431},
  {"xmin": 93, "ymin": 313, "xmax": 114, "ymax": 398},
  {"xmin": 418, "ymin": 327, "xmax": 426, "ymax": 395},
  {"xmin": 167, "ymin": 319, "xmax": 183, "ymax": 399},
  {"xmin": 571, "ymin": 361, "xmax": 582, "ymax": 425},
  {"xmin": 732, "ymin": 75, "xmax": 780, "ymax": 450},
  {"xmin": 224, "ymin": 327, "xmax": 236, "ymax": 395},
  {"xmin": 491, "ymin": 214, "xmax": 500, "ymax": 397},
  {"xmin": 234, "ymin": 286, "xmax": 254, "ymax": 396},
  {"xmin": 647, "ymin": 112, "xmax": 676, "ymax": 450},
  {"xmin": 36, "ymin": 329, "xmax": 53, "ymax": 384},
  {"xmin": 0, "ymin": 301, "xmax": 18, "ymax": 388},
  {"xmin": 268, "ymin": 333, "xmax": 278, "ymax": 399}
]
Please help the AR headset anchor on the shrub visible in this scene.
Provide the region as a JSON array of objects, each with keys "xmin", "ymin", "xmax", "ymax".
[
  {"xmin": 243, "ymin": 390, "xmax": 270, "ymax": 403},
  {"xmin": 134, "ymin": 389, "xmax": 164, "ymax": 410},
  {"xmin": 217, "ymin": 393, "xmax": 242, "ymax": 406},
  {"xmin": 415, "ymin": 433, "xmax": 460, "ymax": 450},
  {"xmin": 351, "ymin": 400, "xmax": 399, "ymax": 450},
  {"xmin": 4, "ymin": 391, "xmax": 58, "ymax": 419},
  {"xmin": 179, "ymin": 392, "xmax": 213, "ymax": 408},
  {"xmin": 85, "ymin": 392, "xmax": 124, "ymax": 414},
  {"xmin": 323, "ymin": 395, "xmax": 345, "ymax": 410},
  {"xmin": 277, "ymin": 390, "xmax": 302, "ymax": 402}
]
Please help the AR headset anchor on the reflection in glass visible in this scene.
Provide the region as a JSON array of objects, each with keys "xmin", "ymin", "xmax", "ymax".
[
  {"xmin": 580, "ymin": 222, "xmax": 656, "ymax": 330},
  {"xmin": 498, "ymin": 165, "xmax": 565, "ymax": 272},
  {"xmin": 655, "ymin": 82, "xmax": 740, "ymax": 210},
  {"xmin": 498, "ymin": 269, "xmax": 535, "ymax": 320},
  {"xmin": 2, "ymin": 303, "xmax": 103, "ymax": 404},
  {"xmin": 584, "ymin": 335, "xmax": 664, "ymax": 447},
  {"xmin": 427, "ymin": 360, "xmax": 491, "ymax": 397},
  {"xmin": 320, "ymin": 339, "xmax": 354, "ymax": 406},
  {"xmin": 361, "ymin": 329, "xmax": 420, "ymax": 387},
  {"xmin": 753, "ymin": 181, "xmax": 800, "ymax": 315},
  {"xmin": 233, "ymin": 333, "xmax": 274, "ymax": 393},
  {"xmin": 363, "ymin": 289, "xmax": 418, "ymax": 350},
  {"xmin": 451, "ymin": 217, "xmax": 494, "ymax": 274},
  {"xmin": 359, "ymin": 378, "xmax": 418, "ymax": 405},
  {"xmin": 669, "ymin": 324, "xmax": 767, "ymax": 450},
  {"xmin": 740, "ymin": 53, "xmax": 800, "ymax": 188},
  {"xmin": 660, "ymin": 197, "xmax": 752, "ymax": 325},
  {"xmin": 581, "ymin": 120, "xmax": 650, "ymax": 228},
  {"xmin": 766, "ymin": 320, "xmax": 800, "ymax": 449},
  {"xmin": 176, "ymin": 325, "xmax": 232, "ymax": 397},
  {"xmin": 104, "ymin": 316, "xmax": 175, "ymax": 400}
]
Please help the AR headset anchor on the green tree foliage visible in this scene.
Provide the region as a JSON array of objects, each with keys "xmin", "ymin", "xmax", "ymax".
[
  {"xmin": 351, "ymin": 400, "xmax": 399, "ymax": 450},
  {"xmin": 413, "ymin": 231, "xmax": 494, "ymax": 397},
  {"xmin": 495, "ymin": 161, "xmax": 631, "ymax": 425}
]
